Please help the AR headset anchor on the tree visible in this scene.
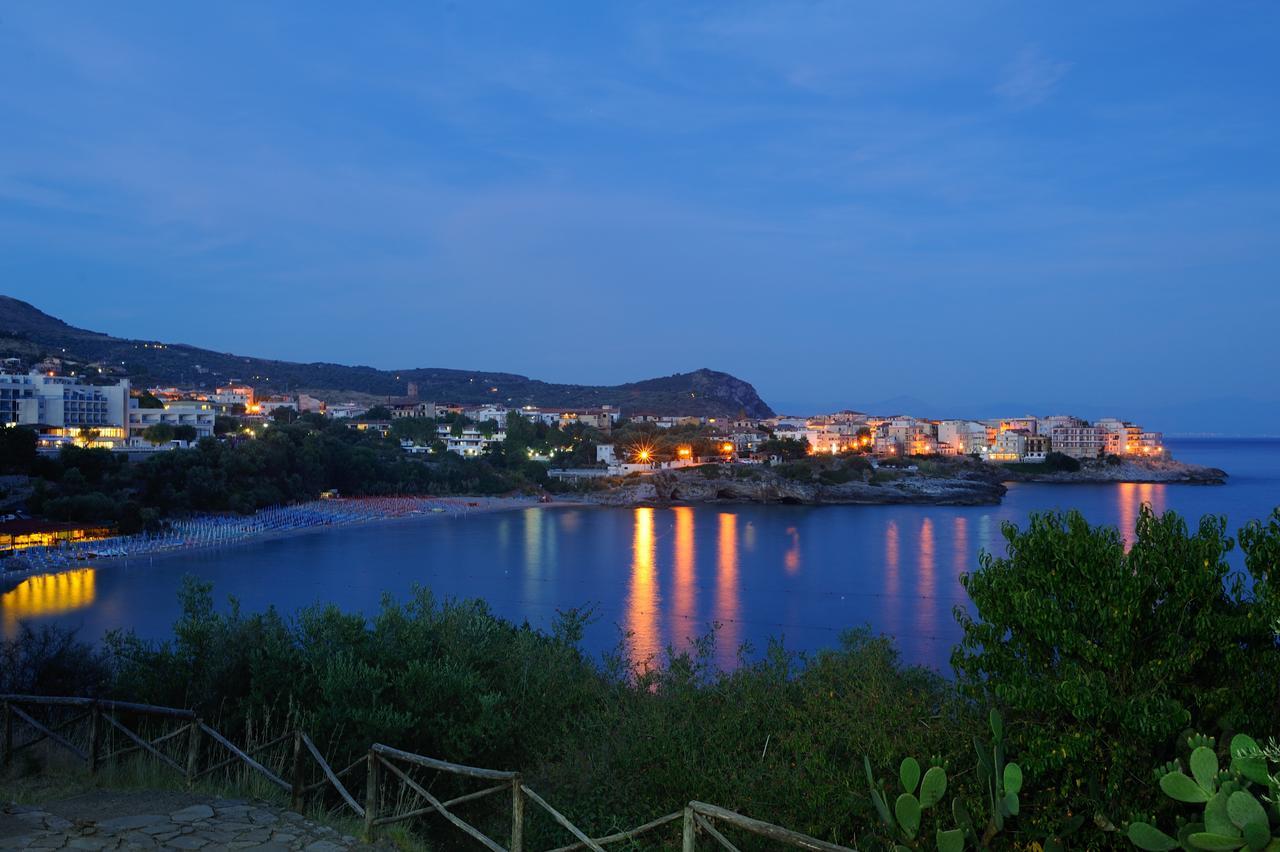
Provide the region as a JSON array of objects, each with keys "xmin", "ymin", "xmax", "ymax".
[
  {"xmin": 136, "ymin": 390, "xmax": 165, "ymax": 409},
  {"xmin": 172, "ymin": 425, "xmax": 198, "ymax": 442},
  {"xmin": 0, "ymin": 425, "xmax": 37, "ymax": 473},
  {"xmin": 142, "ymin": 423, "xmax": 175, "ymax": 445},
  {"xmin": 952, "ymin": 507, "xmax": 1280, "ymax": 833},
  {"xmin": 362, "ymin": 405, "xmax": 391, "ymax": 420},
  {"xmin": 214, "ymin": 415, "xmax": 241, "ymax": 436},
  {"xmin": 271, "ymin": 407, "xmax": 298, "ymax": 424},
  {"xmin": 759, "ymin": 437, "xmax": 810, "ymax": 460},
  {"xmin": 1042, "ymin": 451, "xmax": 1081, "ymax": 472}
]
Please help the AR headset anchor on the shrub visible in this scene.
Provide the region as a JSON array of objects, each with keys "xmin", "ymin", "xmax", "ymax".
[
  {"xmin": 1042, "ymin": 452, "xmax": 1081, "ymax": 472},
  {"xmin": 953, "ymin": 507, "xmax": 1280, "ymax": 837}
]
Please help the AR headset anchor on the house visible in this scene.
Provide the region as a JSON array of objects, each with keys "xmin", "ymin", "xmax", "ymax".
[
  {"xmin": 438, "ymin": 425, "xmax": 505, "ymax": 457},
  {"xmin": 212, "ymin": 384, "xmax": 255, "ymax": 409},
  {"xmin": 388, "ymin": 400, "xmax": 436, "ymax": 419}
]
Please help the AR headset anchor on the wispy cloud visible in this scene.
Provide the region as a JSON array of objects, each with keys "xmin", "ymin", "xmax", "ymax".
[{"xmin": 994, "ymin": 46, "xmax": 1071, "ymax": 107}]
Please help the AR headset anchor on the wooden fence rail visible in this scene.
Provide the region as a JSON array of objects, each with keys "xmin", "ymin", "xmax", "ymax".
[{"xmin": 2, "ymin": 695, "xmax": 857, "ymax": 852}]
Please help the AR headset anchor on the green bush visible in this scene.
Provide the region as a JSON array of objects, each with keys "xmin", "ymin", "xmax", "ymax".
[
  {"xmin": 953, "ymin": 507, "xmax": 1280, "ymax": 836},
  {"xmin": 56, "ymin": 581, "xmax": 977, "ymax": 849},
  {"xmin": 1042, "ymin": 452, "xmax": 1081, "ymax": 472}
]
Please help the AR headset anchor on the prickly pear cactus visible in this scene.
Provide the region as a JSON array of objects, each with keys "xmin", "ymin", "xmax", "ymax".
[
  {"xmin": 1126, "ymin": 733, "xmax": 1280, "ymax": 852},
  {"xmin": 864, "ymin": 710, "xmax": 1025, "ymax": 850}
]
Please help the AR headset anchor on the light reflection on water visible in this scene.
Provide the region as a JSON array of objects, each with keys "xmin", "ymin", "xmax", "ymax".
[
  {"xmin": 2, "ymin": 568, "xmax": 97, "ymax": 639},
  {"xmin": 2, "ymin": 439, "xmax": 1275, "ymax": 671}
]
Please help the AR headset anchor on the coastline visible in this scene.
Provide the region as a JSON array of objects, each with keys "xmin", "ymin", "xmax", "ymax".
[
  {"xmin": 0, "ymin": 457, "xmax": 1227, "ymax": 585},
  {"xmin": 0, "ymin": 496, "xmax": 585, "ymax": 585}
]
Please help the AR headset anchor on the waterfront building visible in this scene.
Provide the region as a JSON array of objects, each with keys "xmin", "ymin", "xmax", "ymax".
[
  {"xmin": 1096, "ymin": 418, "xmax": 1145, "ymax": 456},
  {"xmin": 0, "ymin": 372, "xmax": 130, "ymax": 443},
  {"xmin": 127, "ymin": 399, "xmax": 216, "ymax": 440},
  {"xmin": 1049, "ymin": 423, "xmax": 1105, "ymax": 459},
  {"xmin": 937, "ymin": 420, "xmax": 990, "ymax": 456},
  {"xmin": 872, "ymin": 418, "xmax": 937, "ymax": 456}
]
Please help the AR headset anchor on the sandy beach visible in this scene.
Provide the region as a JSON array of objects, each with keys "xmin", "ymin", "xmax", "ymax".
[{"xmin": 0, "ymin": 495, "xmax": 586, "ymax": 583}]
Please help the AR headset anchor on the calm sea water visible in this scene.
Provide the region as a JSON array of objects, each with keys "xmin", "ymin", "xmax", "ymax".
[{"xmin": 4, "ymin": 439, "xmax": 1278, "ymax": 672}]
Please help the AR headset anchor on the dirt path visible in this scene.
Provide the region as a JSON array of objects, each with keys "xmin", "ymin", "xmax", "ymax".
[{"xmin": 0, "ymin": 791, "xmax": 380, "ymax": 850}]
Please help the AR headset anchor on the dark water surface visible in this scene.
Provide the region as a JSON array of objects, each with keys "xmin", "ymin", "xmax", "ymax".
[{"xmin": 4, "ymin": 439, "xmax": 1278, "ymax": 671}]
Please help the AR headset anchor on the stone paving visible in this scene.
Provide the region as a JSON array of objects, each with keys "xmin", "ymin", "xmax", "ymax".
[{"xmin": 0, "ymin": 796, "xmax": 376, "ymax": 851}]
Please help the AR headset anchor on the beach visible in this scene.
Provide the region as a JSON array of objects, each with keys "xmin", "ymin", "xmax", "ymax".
[{"xmin": 0, "ymin": 495, "xmax": 583, "ymax": 582}]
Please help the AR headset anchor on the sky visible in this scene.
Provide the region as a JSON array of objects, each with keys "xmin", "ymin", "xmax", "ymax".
[{"xmin": 1, "ymin": 2, "xmax": 1277, "ymax": 428}]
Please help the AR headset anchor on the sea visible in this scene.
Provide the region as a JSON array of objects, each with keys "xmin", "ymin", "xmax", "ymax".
[{"xmin": 3, "ymin": 438, "xmax": 1277, "ymax": 673}]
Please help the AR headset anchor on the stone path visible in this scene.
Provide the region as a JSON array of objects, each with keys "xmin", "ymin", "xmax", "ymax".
[{"xmin": 0, "ymin": 793, "xmax": 379, "ymax": 850}]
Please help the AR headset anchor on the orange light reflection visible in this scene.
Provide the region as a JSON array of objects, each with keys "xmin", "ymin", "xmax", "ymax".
[
  {"xmin": 1, "ymin": 569, "xmax": 97, "ymax": 639},
  {"xmin": 670, "ymin": 507, "xmax": 696, "ymax": 655},
  {"xmin": 715, "ymin": 513, "xmax": 740, "ymax": 670},
  {"xmin": 626, "ymin": 508, "xmax": 659, "ymax": 669}
]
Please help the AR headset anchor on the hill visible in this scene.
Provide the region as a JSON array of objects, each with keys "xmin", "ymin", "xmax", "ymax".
[{"xmin": 0, "ymin": 296, "xmax": 774, "ymax": 418}]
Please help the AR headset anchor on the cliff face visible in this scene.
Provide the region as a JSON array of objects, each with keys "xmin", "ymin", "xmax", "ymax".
[{"xmin": 0, "ymin": 298, "xmax": 774, "ymax": 418}]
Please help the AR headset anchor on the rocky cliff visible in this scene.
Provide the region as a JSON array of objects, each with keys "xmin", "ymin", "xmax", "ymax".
[{"xmin": 584, "ymin": 465, "xmax": 1006, "ymax": 506}]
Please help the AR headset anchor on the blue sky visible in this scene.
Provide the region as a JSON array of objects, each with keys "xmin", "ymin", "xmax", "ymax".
[{"xmin": 1, "ymin": 2, "xmax": 1277, "ymax": 427}]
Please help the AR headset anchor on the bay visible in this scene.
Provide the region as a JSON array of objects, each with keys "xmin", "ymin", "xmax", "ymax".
[{"xmin": 4, "ymin": 438, "xmax": 1278, "ymax": 672}]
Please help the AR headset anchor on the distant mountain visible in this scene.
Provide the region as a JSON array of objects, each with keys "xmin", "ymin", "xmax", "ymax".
[{"xmin": 0, "ymin": 296, "xmax": 775, "ymax": 418}]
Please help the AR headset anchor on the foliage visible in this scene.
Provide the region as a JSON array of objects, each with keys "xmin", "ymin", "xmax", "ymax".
[
  {"xmin": 0, "ymin": 424, "xmax": 37, "ymax": 473},
  {"xmin": 0, "ymin": 623, "xmax": 111, "ymax": 696},
  {"xmin": 0, "ymin": 585, "xmax": 974, "ymax": 849},
  {"xmin": 953, "ymin": 507, "xmax": 1280, "ymax": 834},
  {"xmin": 22, "ymin": 420, "xmax": 549, "ymax": 524},
  {"xmin": 213, "ymin": 415, "xmax": 241, "ymax": 436},
  {"xmin": 760, "ymin": 436, "xmax": 810, "ymax": 460},
  {"xmin": 142, "ymin": 423, "xmax": 175, "ymax": 444},
  {"xmin": 1042, "ymin": 452, "xmax": 1081, "ymax": 472},
  {"xmin": 135, "ymin": 390, "xmax": 165, "ymax": 409},
  {"xmin": 1127, "ymin": 732, "xmax": 1280, "ymax": 851},
  {"xmin": 865, "ymin": 710, "xmax": 1024, "ymax": 851}
]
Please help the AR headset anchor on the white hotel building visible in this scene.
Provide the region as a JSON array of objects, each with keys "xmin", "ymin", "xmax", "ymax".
[{"xmin": 0, "ymin": 372, "xmax": 131, "ymax": 443}]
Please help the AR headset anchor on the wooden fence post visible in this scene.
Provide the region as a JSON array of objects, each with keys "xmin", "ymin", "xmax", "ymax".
[
  {"xmin": 363, "ymin": 749, "xmax": 379, "ymax": 842},
  {"xmin": 87, "ymin": 702, "xmax": 100, "ymax": 775},
  {"xmin": 510, "ymin": 775, "xmax": 524, "ymax": 852},
  {"xmin": 290, "ymin": 731, "xmax": 304, "ymax": 812},
  {"xmin": 185, "ymin": 720, "xmax": 201, "ymax": 789},
  {"xmin": 683, "ymin": 806, "xmax": 696, "ymax": 852}
]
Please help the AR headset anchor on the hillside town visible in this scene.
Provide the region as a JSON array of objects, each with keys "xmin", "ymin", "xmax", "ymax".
[{"xmin": 0, "ymin": 368, "xmax": 1165, "ymax": 470}]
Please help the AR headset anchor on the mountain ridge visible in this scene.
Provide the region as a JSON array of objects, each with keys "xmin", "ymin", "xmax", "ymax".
[{"xmin": 0, "ymin": 296, "xmax": 775, "ymax": 418}]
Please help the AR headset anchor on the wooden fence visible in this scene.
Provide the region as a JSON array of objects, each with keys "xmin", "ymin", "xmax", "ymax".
[{"xmin": 1, "ymin": 694, "xmax": 855, "ymax": 852}]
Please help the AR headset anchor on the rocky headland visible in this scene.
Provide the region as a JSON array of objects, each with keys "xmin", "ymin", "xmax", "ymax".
[
  {"xmin": 575, "ymin": 455, "xmax": 1225, "ymax": 507},
  {"xmin": 1001, "ymin": 457, "xmax": 1227, "ymax": 485}
]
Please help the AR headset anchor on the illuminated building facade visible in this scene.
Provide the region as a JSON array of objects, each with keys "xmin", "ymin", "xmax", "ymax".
[
  {"xmin": 0, "ymin": 372, "xmax": 130, "ymax": 436},
  {"xmin": 127, "ymin": 400, "xmax": 216, "ymax": 439}
]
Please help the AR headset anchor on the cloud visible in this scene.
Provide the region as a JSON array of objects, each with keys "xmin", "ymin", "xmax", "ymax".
[{"xmin": 994, "ymin": 46, "xmax": 1071, "ymax": 107}]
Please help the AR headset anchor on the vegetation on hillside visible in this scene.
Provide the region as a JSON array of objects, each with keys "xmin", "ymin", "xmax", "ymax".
[{"xmin": 0, "ymin": 419, "xmax": 552, "ymax": 532}]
